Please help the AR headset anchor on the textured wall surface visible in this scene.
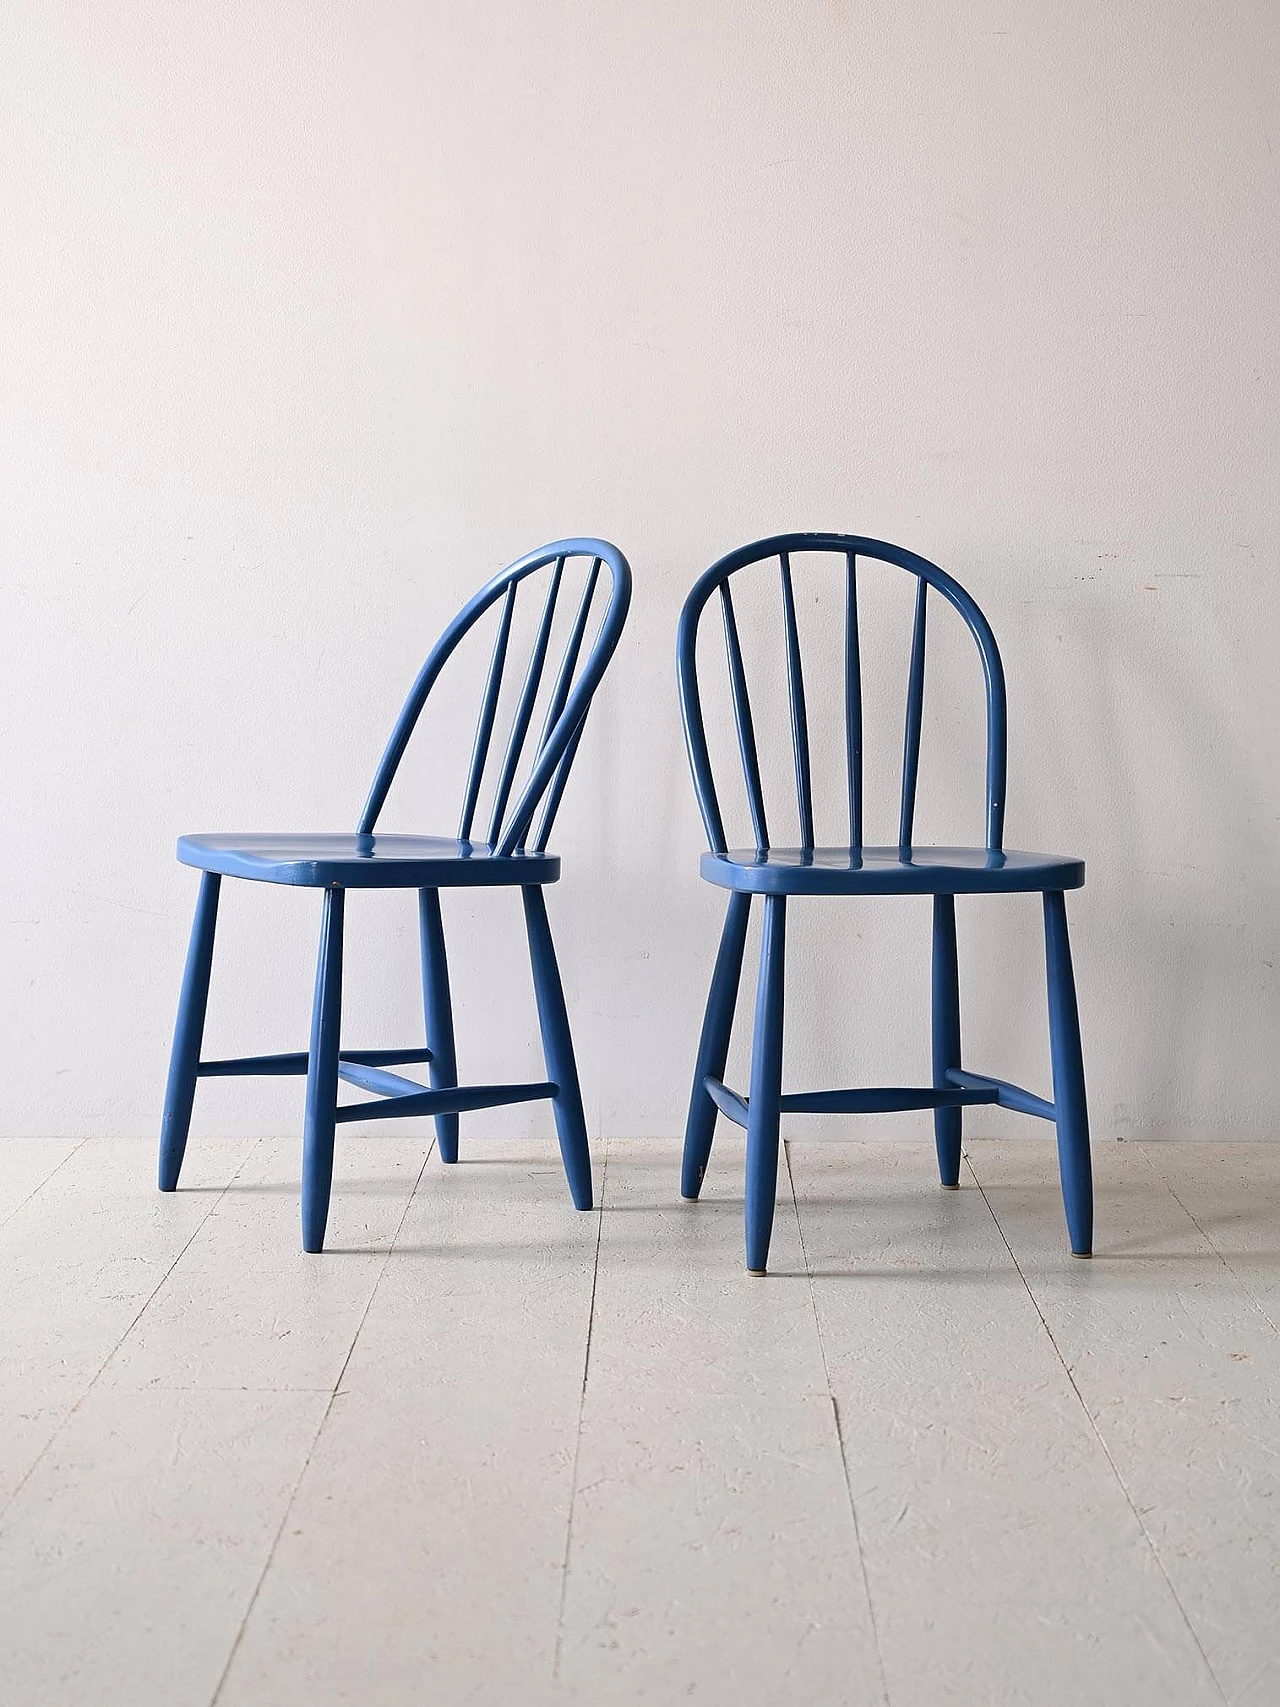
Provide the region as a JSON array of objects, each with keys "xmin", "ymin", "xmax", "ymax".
[{"xmin": 3, "ymin": 2, "xmax": 1277, "ymax": 1142}]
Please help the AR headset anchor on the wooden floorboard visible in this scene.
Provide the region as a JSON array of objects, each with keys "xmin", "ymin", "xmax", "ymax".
[
  {"xmin": 1, "ymin": 1136, "xmax": 1278, "ymax": 1706},
  {"xmin": 0, "ymin": 1136, "xmax": 86, "ymax": 1227},
  {"xmin": 0, "ymin": 1135, "xmax": 259, "ymax": 1510},
  {"xmin": 970, "ymin": 1137, "xmax": 1280, "ymax": 1707},
  {"xmin": 216, "ymin": 1139, "xmax": 601, "ymax": 1707},
  {"xmin": 787, "ymin": 1137, "xmax": 1224, "ymax": 1707},
  {"xmin": 556, "ymin": 1138, "xmax": 884, "ymax": 1707}
]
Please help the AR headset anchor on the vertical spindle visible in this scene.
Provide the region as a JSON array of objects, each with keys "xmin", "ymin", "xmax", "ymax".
[
  {"xmin": 899, "ymin": 577, "xmax": 928, "ymax": 851},
  {"xmin": 486, "ymin": 557, "xmax": 565, "ymax": 847},
  {"xmin": 720, "ymin": 581, "xmax": 770, "ymax": 851},
  {"xmin": 844, "ymin": 552, "xmax": 863, "ymax": 850},
  {"xmin": 458, "ymin": 581, "xmax": 517, "ymax": 841},
  {"xmin": 779, "ymin": 553, "xmax": 815, "ymax": 849}
]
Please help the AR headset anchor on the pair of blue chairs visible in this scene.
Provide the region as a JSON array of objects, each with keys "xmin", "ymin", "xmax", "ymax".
[{"xmin": 159, "ymin": 534, "xmax": 1091, "ymax": 1274}]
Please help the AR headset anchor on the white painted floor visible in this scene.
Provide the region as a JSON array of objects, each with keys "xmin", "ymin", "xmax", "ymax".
[{"xmin": 1, "ymin": 1134, "xmax": 1277, "ymax": 1706}]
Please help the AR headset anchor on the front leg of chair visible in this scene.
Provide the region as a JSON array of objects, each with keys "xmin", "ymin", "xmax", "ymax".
[
  {"xmin": 745, "ymin": 895, "xmax": 786, "ymax": 1275},
  {"xmin": 681, "ymin": 891, "xmax": 751, "ymax": 1200},
  {"xmin": 159, "ymin": 871, "xmax": 221, "ymax": 1192},
  {"xmin": 931, "ymin": 894, "xmax": 963, "ymax": 1188},
  {"xmin": 522, "ymin": 886, "xmax": 593, "ymax": 1210},
  {"xmin": 301, "ymin": 886, "xmax": 345, "ymax": 1253},
  {"xmin": 1043, "ymin": 890, "xmax": 1093, "ymax": 1257},
  {"xmin": 419, "ymin": 888, "xmax": 459, "ymax": 1164}
]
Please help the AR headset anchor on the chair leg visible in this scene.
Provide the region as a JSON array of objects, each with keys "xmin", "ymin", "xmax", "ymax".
[
  {"xmin": 301, "ymin": 886, "xmax": 345, "ymax": 1254},
  {"xmin": 931, "ymin": 894, "xmax": 963, "ymax": 1188},
  {"xmin": 159, "ymin": 872, "xmax": 221, "ymax": 1192},
  {"xmin": 522, "ymin": 885, "xmax": 593, "ymax": 1210},
  {"xmin": 1043, "ymin": 890, "xmax": 1093, "ymax": 1257},
  {"xmin": 745, "ymin": 895, "xmax": 786, "ymax": 1275},
  {"xmin": 419, "ymin": 888, "xmax": 459, "ymax": 1164},
  {"xmin": 681, "ymin": 891, "xmax": 751, "ymax": 1200}
]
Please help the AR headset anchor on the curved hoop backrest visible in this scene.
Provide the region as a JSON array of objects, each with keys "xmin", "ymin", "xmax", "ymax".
[
  {"xmin": 359, "ymin": 538, "xmax": 632, "ymax": 855},
  {"xmin": 677, "ymin": 533, "xmax": 1007, "ymax": 856}
]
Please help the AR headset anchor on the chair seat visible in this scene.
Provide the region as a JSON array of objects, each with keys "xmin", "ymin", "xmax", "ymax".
[
  {"xmin": 700, "ymin": 845, "xmax": 1084, "ymax": 896},
  {"xmin": 178, "ymin": 833, "xmax": 560, "ymax": 889}
]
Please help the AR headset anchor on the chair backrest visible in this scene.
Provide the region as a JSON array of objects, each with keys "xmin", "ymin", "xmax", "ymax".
[
  {"xmin": 359, "ymin": 538, "xmax": 631, "ymax": 855},
  {"xmin": 676, "ymin": 533, "xmax": 1007, "ymax": 856}
]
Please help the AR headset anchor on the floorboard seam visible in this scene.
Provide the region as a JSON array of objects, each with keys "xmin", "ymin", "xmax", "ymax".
[
  {"xmin": 0, "ymin": 1137, "xmax": 263, "ymax": 1527},
  {"xmin": 551, "ymin": 1139, "xmax": 607, "ymax": 1683},
  {"xmin": 208, "ymin": 1142, "xmax": 434, "ymax": 1707},
  {"xmin": 963, "ymin": 1151, "xmax": 1230, "ymax": 1707},
  {"xmin": 785, "ymin": 1140, "xmax": 891, "ymax": 1707},
  {"xmin": 0, "ymin": 1136, "xmax": 91, "ymax": 1231},
  {"xmin": 1136, "ymin": 1142, "xmax": 1280, "ymax": 1338}
]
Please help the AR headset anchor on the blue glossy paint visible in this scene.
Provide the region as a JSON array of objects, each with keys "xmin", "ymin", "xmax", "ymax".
[
  {"xmin": 160, "ymin": 539, "xmax": 631, "ymax": 1250},
  {"xmin": 778, "ymin": 554, "xmax": 815, "ymax": 849},
  {"xmin": 679, "ymin": 533, "xmax": 1009, "ymax": 858},
  {"xmin": 899, "ymin": 577, "xmax": 929, "ymax": 852},
  {"xmin": 198, "ymin": 1046, "xmax": 434, "ymax": 1078},
  {"xmin": 931, "ymin": 894, "xmax": 963, "ymax": 1188},
  {"xmin": 177, "ymin": 833, "xmax": 559, "ymax": 889},
  {"xmin": 158, "ymin": 870, "xmax": 220, "ymax": 1192},
  {"xmin": 706, "ymin": 1079, "xmax": 1001, "ymax": 1122},
  {"xmin": 459, "ymin": 581, "xmax": 517, "ymax": 842},
  {"xmin": 1044, "ymin": 890, "xmax": 1093, "ymax": 1256},
  {"xmin": 419, "ymin": 888, "xmax": 459, "ymax": 1164},
  {"xmin": 699, "ymin": 845, "xmax": 1083, "ymax": 897},
  {"xmin": 677, "ymin": 533, "xmax": 1091, "ymax": 1272},
  {"xmin": 745, "ymin": 895, "xmax": 787, "ymax": 1275},
  {"xmin": 844, "ymin": 552, "xmax": 863, "ymax": 848},
  {"xmin": 486, "ymin": 557, "xmax": 566, "ymax": 847},
  {"xmin": 522, "ymin": 884, "xmax": 593, "ymax": 1211},
  {"xmin": 680, "ymin": 890, "xmax": 751, "ymax": 1200},
  {"xmin": 301, "ymin": 885, "xmax": 344, "ymax": 1253}
]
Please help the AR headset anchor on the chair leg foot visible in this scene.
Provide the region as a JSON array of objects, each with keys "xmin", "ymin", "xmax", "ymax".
[
  {"xmin": 1044, "ymin": 891, "xmax": 1093, "ymax": 1258},
  {"xmin": 159, "ymin": 872, "xmax": 221, "ymax": 1192},
  {"xmin": 681, "ymin": 892, "xmax": 750, "ymax": 1200},
  {"xmin": 931, "ymin": 894, "xmax": 963, "ymax": 1188},
  {"xmin": 744, "ymin": 896, "xmax": 786, "ymax": 1275},
  {"xmin": 419, "ymin": 888, "xmax": 459, "ymax": 1164},
  {"xmin": 301, "ymin": 888, "xmax": 345, "ymax": 1254},
  {"xmin": 523, "ymin": 886, "xmax": 593, "ymax": 1211}
]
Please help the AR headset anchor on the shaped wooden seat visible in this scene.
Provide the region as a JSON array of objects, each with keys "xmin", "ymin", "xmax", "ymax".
[{"xmin": 177, "ymin": 832, "xmax": 559, "ymax": 889}]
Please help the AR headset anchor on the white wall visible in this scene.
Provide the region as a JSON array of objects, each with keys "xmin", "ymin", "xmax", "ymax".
[{"xmin": 3, "ymin": 2, "xmax": 1278, "ymax": 1148}]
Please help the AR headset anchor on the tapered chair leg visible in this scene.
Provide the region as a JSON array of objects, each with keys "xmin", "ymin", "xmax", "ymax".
[
  {"xmin": 1043, "ymin": 890, "xmax": 1093, "ymax": 1256},
  {"xmin": 159, "ymin": 872, "xmax": 221, "ymax": 1192},
  {"xmin": 419, "ymin": 888, "xmax": 459, "ymax": 1164},
  {"xmin": 301, "ymin": 886, "xmax": 345, "ymax": 1254},
  {"xmin": 681, "ymin": 891, "xmax": 751, "ymax": 1200},
  {"xmin": 745, "ymin": 895, "xmax": 786, "ymax": 1275},
  {"xmin": 931, "ymin": 894, "xmax": 963, "ymax": 1188},
  {"xmin": 522, "ymin": 885, "xmax": 593, "ymax": 1210}
]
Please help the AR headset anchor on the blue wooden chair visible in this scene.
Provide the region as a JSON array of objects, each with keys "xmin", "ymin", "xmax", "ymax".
[
  {"xmin": 677, "ymin": 533, "xmax": 1091, "ymax": 1274},
  {"xmin": 159, "ymin": 538, "xmax": 631, "ymax": 1251}
]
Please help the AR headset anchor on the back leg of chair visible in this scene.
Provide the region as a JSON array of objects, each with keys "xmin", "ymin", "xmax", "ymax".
[
  {"xmin": 1043, "ymin": 890, "xmax": 1093, "ymax": 1256},
  {"xmin": 522, "ymin": 886, "xmax": 593, "ymax": 1210},
  {"xmin": 681, "ymin": 891, "xmax": 751, "ymax": 1200},
  {"xmin": 931, "ymin": 894, "xmax": 963, "ymax": 1188},
  {"xmin": 419, "ymin": 888, "xmax": 459, "ymax": 1164},
  {"xmin": 745, "ymin": 895, "xmax": 787, "ymax": 1275},
  {"xmin": 159, "ymin": 872, "xmax": 221, "ymax": 1192},
  {"xmin": 301, "ymin": 886, "xmax": 345, "ymax": 1253}
]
